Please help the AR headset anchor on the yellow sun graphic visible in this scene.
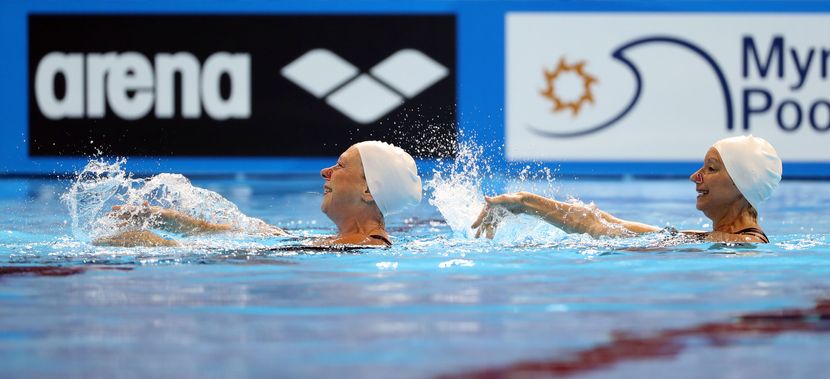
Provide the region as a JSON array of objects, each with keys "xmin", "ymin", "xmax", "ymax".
[{"xmin": 540, "ymin": 57, "xmax": 598, "ymax": 117}]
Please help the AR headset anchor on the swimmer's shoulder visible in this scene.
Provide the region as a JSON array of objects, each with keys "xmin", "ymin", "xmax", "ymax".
[
  {"xmin": 368, "ymin": 233, "xmax": 392, "ymax": 246},
  {"xmin": 266, "ymin": 240, "xmax": 389, "ymax": 253},
  {"xmin": 258, "ymin": 234, "xmax": 392, "ymax": 252},
  {"xmin": 313, "ymin": 232, "xmax": 392, "ymax": 247},
  {"xmin": 674, "ymin": 229, "xmax": 768, "ymax": 244},
  {"xmin": 706, "ymin": 230, "xmax": 768, "ymax": 244},
  {"xmin": 733, "ymin": 227, "xmax": 769, "ymax": 243},
  {"xmin": 655, "ymin": 227, "xmax": 768, "ymax": 244},
  {"xmin": 265, "ymin": 245, "xmax": 376, "ymax": 252}
]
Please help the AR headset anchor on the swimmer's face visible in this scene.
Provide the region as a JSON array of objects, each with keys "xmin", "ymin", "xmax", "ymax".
[
  {"xmin": 690, "ymin": 148, "xmax": 744, "ymax": 216},
  {"xmin": 319, "ymin": 146, "xmax": 371, "ymax": 219}
]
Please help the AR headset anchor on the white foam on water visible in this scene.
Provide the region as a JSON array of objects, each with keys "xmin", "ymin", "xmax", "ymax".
[
  {"xmin": 376, "ymin": 261, "xmax": 399, "ymax": 270},
  {"xmin": 61, "ymin": 159, "xmax": 281, "ymax": 243},
  {"xmin": 438, "ymin": 258, "xmax": 474, "ymax": 268}
]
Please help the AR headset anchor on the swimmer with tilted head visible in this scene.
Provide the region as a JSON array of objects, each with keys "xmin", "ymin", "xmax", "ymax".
[
  {"xmin": 94, "ymin": 141, "xmax": 422, "ymax": 247},
  {"xmin": 472, "ymin": 135, "xmax": 782, "ymax": 243}
]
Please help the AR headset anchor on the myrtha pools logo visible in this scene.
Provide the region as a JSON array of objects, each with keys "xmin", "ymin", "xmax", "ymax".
[
  {"xmin": 505, "ymin": 12, "xmax": 830, "ymax": 161},
  {"xmin": 527, "ymin": 36, "xmax": 735, "ymax": 138},
  {"xmin": 506, "ymin": 14, "xmax": 829, "ymax": 161},
  {"xmin": 527, "ymin": 35, "xmax": 830, "ymax": 137}
]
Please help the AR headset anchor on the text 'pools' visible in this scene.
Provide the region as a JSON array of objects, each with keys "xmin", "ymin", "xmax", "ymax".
[{"xmin": 743, "ymin": 36, "xmax": 830, "ymax": 132}]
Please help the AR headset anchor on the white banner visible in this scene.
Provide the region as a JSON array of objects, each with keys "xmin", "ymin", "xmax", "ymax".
[{"xmin": 506, "ymin": 13, "xmax": 830, "ymax": 162}]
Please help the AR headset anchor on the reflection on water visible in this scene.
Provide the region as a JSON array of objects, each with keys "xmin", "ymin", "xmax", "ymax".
[{"xmin": 441, "ymin": 297, "xmax": 830, "ymax": 379}]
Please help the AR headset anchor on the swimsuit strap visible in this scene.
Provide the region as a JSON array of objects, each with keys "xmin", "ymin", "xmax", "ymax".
[
  {"xmin": 266, "ymin": 244, "xmax": 369, "ymax": 252},
  {"xmin": 735, "ymin": 227, "xmax": 769, "ymax": 243},
  {"xmin": 366, "ymin": 226, "xmax": 392, "ymax": 247},
  {"xmin": 369, "ymin": 233, "xmax": 392, "ymax": 246}
]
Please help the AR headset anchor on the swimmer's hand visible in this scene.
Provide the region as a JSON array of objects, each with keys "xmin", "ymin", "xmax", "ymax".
[
  {"xmin": 253, "ymin": 222, "xmax": 290, "ymax": 237},
  {"xmin": 470, "ymin": 193, "xmax": 528, "ymax": 239}
]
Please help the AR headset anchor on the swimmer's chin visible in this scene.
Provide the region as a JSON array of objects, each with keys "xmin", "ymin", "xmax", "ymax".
[
  {"xmin": 320, "ymin": 198, "xmax": 330, "ymax": 214},
  {"xmin": 694, "ymin": 195, "xmax": 708, "ymax": 211}
]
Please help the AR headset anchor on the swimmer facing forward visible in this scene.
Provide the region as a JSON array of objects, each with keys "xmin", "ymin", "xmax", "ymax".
[
  {"xmin": 472, "ymin": 135, "xmax": 782, "ymax": 243},
  {"xmin": 95, "ymin": 141, "xmax": 422, "ymax": 247}
]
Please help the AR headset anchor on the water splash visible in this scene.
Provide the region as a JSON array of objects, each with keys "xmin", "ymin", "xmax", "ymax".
[
  {"xmin": 426, "ymin": 137, "xmax": 566, "ymax": 243},
  {"xmin": 61, "ymin": 159, "xmax": 133, "ymax": 241},
  {"xmin": 427, "ymin": 140, "xmax": 489, "ymax": 239},
  {"xmin": 61, "ymin": 159, "xmax": 280, "ymax": 242}
]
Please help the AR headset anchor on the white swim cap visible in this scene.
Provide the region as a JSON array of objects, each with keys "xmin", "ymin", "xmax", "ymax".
[
  {"xmin": 712, "ymin": 135, "xmax": 782, "ymax": 211},
  {"xmin": 355, "ymin": 141, "xmax": 422, "ymax": 216}
]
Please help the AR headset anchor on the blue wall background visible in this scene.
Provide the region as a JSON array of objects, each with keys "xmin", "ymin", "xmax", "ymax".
[{"xmin": 2, "ymin": 0, "xmax": 829, "ymax": 178}]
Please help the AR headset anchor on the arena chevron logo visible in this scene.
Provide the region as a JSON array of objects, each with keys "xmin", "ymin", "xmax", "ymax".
[{"xmin": 281, "ymin": 48, "xmax": 449, "ymax": 124}]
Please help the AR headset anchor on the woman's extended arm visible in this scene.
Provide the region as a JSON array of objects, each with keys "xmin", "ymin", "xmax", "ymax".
[
  {"xmin": 92, "ymin": 204, "xmax": 234, "ymax": 247},
  {"xmin": 109, "ymin": 204, "xmax": 235, "ymax": 235},
  {"xmin": 92, "ymin": 230, "xmax": 180, "ymax": 247},
  {"xmin": 471, "ymin": 192, "xmax": 661, "ymax": 239},
  {"xmin": 93, "ymin": 203, "xmax": 288, "ymax": 247}
]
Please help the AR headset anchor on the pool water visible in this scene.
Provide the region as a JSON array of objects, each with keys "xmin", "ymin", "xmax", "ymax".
[{"xmin": 1, "ymin": 171, "xmax": 829, "ymax": 379}]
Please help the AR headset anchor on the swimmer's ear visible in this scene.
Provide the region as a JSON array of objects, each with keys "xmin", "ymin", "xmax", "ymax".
[{"xmin": 362, "ymin": 188, "xmax": 375, "ymax": 204}]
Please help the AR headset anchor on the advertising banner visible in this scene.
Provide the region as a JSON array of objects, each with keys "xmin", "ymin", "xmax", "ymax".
[
  {"xmin": 29, "ymin": 15, "xmax": 456, "ymax": 157},
  {"xmin": 506, "ymin": 13, "xmax": 830, "ymax": 162}
]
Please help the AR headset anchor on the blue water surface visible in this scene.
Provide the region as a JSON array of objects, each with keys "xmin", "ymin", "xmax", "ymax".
[{"xmin": 1, "ymin": 175, "xmax": 829, "ymax": 379}]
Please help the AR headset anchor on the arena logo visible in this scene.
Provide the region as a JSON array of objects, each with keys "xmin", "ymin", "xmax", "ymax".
[
  {"xmin": 506, "ymin": 14, "xmax": 830, "ymax": 161},
  {"xmin": 28, "ymin": 15, "xmax": 455, "ymax": 157},
  {"xmin": 34, "ymin": 51, "xmax": 250, "ymax": 121},
  {"xmin": 281, "ymin": 48, "xmax": 448, "ymax": 124}
]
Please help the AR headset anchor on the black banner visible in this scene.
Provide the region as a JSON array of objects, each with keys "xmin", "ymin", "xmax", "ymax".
[{"xmin": 28, "ymin": 15, "xmax": 456, "ymax": 157}]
